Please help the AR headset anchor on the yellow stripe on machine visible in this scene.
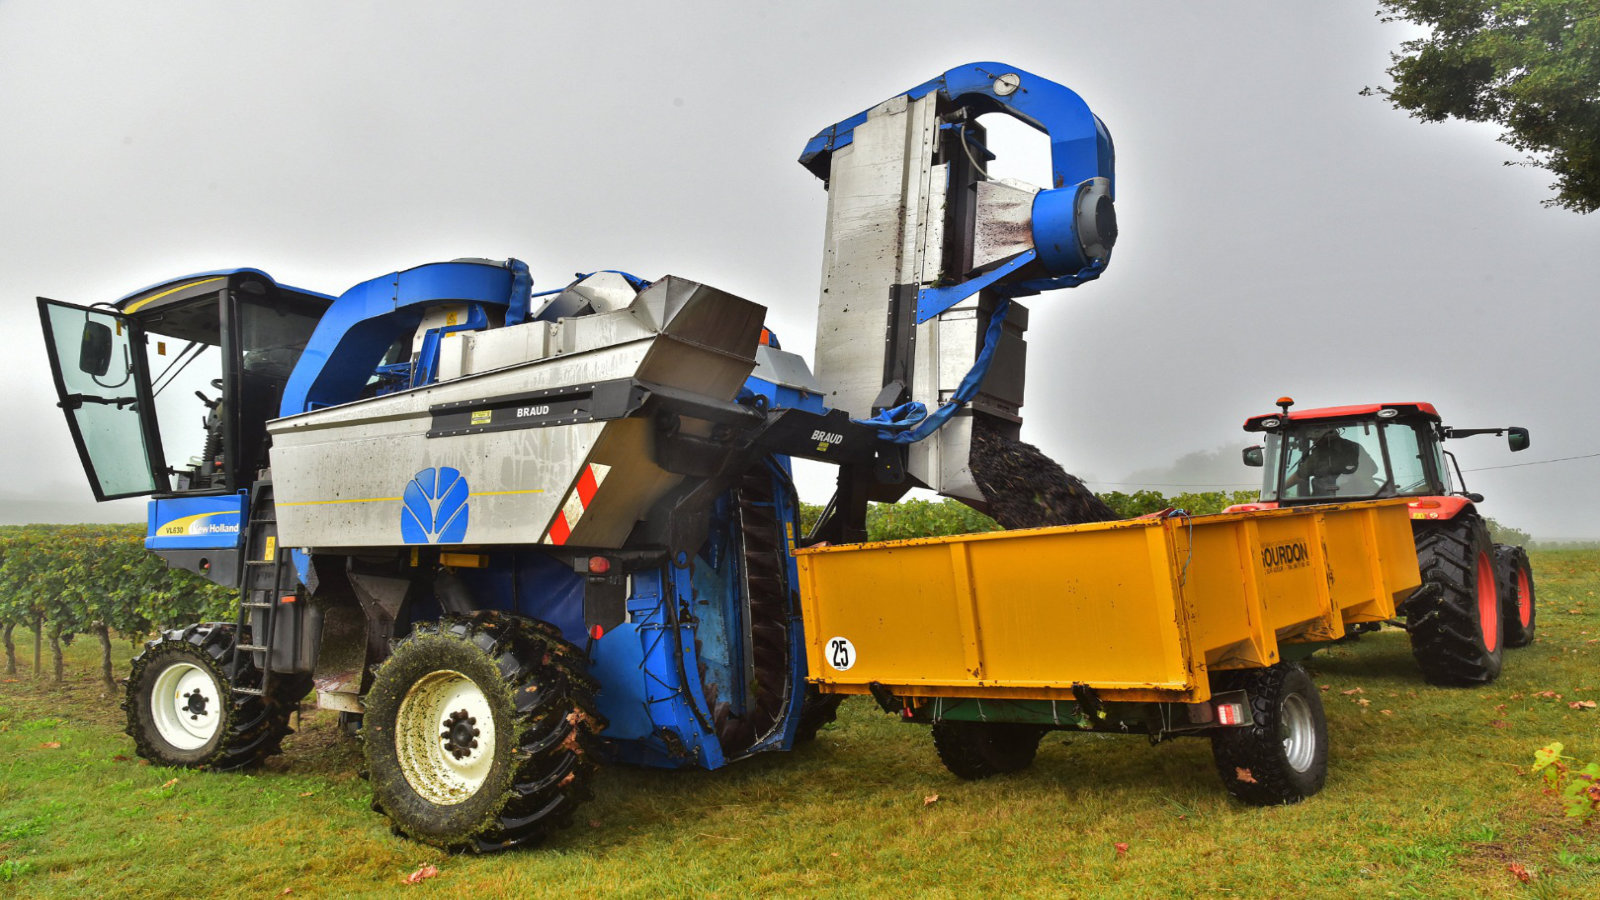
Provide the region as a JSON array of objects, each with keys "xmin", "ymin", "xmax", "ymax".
[
  {"xmin": 123, "ymin": 276, "xmax": 226, "ymax": 314},
  {"xmin": 794, "ymin": 499, "xmax": 1420, "ymax": 705}
]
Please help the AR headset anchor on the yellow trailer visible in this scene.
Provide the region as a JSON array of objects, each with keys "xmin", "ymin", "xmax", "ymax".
[{"xmin": 793, "ymin": 499, "xmax": 1421, "ymax": 804}]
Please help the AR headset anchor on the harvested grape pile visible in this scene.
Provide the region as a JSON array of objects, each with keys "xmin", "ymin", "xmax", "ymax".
[{"xmin": 969, "ymin": 419, "xmax": 1118, "ymax": 529}]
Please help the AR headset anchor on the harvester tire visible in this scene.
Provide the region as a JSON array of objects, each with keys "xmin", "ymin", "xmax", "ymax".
[
  {"xmin": 1494, "ymin": 544, "xmax": 1537, "ymax": 648},
  {"xmin": 363, "ymin": 613, "xmax": 602, "ymax": 852},
  {"xmin": 124, "ymin": 623, "xmax": 302, "ymax": 771},
  {"xmin": 1208, "ymin": 662, "xmax": 1327, "ymax": 806},
  {"xmin": 931, "ymin": 721, "xmax": 1048, "ymax": 780},
  {"xmin": 1407, "ymin": 516, "xmax": 1503, "ymax": 685}
]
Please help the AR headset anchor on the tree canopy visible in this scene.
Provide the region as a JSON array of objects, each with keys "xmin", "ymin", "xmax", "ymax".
[{"xmin": 1369, "ymin": 1, "xmax": 1600, "ymax": 213}]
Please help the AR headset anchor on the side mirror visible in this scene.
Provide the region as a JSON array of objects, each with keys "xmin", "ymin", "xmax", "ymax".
[
  {"xmin": 1507, "ymin": 427, "xmax": 1529, "ymax": 452},
  {"xmin": 79, "ymin": 321, "xmax": 113, "ymax": 377},
  {"xmin": 1242, "ymin": 446, "xmax": 1264, "ymax": 468}
]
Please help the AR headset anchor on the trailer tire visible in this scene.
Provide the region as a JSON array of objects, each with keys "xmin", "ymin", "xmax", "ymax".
[
  {"xmin": 363, "ymin": 613, "xmax": 602, "ymax": 852},
  {"xmin": 1209, "ymin": 663, "xmax": 1327, "ymax": 805},
  {"xmin": 1494, "ymin": 544, "xmax": 1537, "ymax": 648},
  {"xmin": 931, "ymin": 721, "xmax": 1048, "ymax": 780},
  {"xmin": 1407, "ymin": 516, "xmax": 1503, "ymax": 685},
  {"xmin": 793, "ymin": 688, "xmax": 846, "ymax": 743},
  {"xmin": 124, "ymin": 623, "xmax": 301, "ymax": 771}
]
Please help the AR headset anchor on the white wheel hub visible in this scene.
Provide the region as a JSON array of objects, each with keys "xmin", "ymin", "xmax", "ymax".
[
  {"xmin": 151, "ymin": 660, "xmax": 224, "ymax": 751},
  {"xmin": 1280, "ymin": 692, "xmax": 1317, "ymax": 773},
  {"xmin": 395, "ymin": 670, "xmax": 497, "ymax": 805}
]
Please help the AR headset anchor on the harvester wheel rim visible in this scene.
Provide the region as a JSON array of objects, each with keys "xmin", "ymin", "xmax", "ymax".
[
  {"xmin": 1280, "ymin": 692, "xmax": 1317, "ymax": 774},
  {"xmin": 1475, "ymin": 551, "xmax": 1499, "ymax": 653},
  {"xmin": 395, "ymin": 669, "xmax": 497, "ymax": 806},
  {"xmin": 150, "ymin": 660, "xmax": 223, "ymax": 751}
]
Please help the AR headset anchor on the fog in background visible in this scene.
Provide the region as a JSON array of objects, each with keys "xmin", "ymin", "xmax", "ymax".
[{"xmin": 3, "ymin": 2, "xmax": 1597, "ymax": 537}]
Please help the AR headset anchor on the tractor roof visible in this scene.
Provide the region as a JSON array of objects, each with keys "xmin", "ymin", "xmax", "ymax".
[{"xmin": 1243, "ymin": 402, "xmax": 1441, "ymax": 432}]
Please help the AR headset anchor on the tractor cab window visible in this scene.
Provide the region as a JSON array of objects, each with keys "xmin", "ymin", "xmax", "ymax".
[
  {"xmin": 1279, "ymin": 421, "xmax": 1386, "ymax": 500},
  {"xmin": 1385, "ymin": 423, "xmax": 1434, "ymax": 494}
]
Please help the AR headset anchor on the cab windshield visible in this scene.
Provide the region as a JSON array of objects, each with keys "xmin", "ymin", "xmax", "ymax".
[{"xmin": 1264, "ymin": 418, "xmax": 1438, "ymax": 502}]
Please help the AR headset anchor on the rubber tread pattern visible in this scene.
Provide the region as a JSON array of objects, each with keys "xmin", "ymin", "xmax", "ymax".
[
  {"xmin": 1208, "ymin": 662, "xmax": 1327, "ymax": 805},
  {"xmin": 931, "ymin": 721, "xmax": 1047, "ymax": 780},
  {"xmin": 124, "ymin": 623, "xmax": 305, "ymax": 771},
  {"xmin": 1407, "ymin": 516, "xmax": 1503, "ymax": 685},
  {"xmin": 363, "ymin": 612, "xmax": 600, "ymax": 852}
]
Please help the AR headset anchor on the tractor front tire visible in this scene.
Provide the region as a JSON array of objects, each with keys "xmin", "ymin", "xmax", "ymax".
[
  {"xmin": 1407, "ymin": 516, "xmax": 1503, "ymax": 685},
  {"xmin": 931, "ymin": 721, "xmax": 1048, "ymax": 780},
  {"xmin": 124, "ymin": 623, "xmax": 302, "ymax": 771},
  {"xmin": 1494, "ymin": 544, "xmax": 1537, "ymax": 648},
  {"xmin": 363, "ymin": 614, "xmax": 602, "ymax": 852},
  {"xmin": 1209, "ymin": 662, "xmax": 1328, "ymax": 805}
]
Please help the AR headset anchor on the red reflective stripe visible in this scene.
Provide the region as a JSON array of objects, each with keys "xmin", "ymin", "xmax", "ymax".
[
  {"xmin": 548, "ymin": 511, "xmax": 571, "ymax": 545},
  {"xmin": 576, "ymin": 465, "xmax": 600, "ymax": 506}
]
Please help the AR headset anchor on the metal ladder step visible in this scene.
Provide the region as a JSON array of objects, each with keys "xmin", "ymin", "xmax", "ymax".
[
  {"xmin": 236, "ymin": 643, "xmax": 270, "ymax": 652},
  {"xmin": 233, "ymin": 685, "xmax": 266, "ymax": 697}
]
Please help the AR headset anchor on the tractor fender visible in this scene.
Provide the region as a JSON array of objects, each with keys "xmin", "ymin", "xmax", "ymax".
[
  {"xmin": 1224, "ymin": 502, "xmax": 1278, "ymax": 513},
  {"xmin": 1406, "ymin": 496, "xmax": 1474, "ymax": 522}
]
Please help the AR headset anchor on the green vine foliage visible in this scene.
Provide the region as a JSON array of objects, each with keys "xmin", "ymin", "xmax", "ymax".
[
  {"xmin": 1532, "ymin": 742, "xmax": 1600, "ymax": 822},
  {"xmin": 0, "ymin": 525, "xmax": 233, "ymax": 687}
]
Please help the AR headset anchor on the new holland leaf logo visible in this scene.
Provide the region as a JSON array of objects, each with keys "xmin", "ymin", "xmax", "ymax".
[{"xmin": 401, "ymin": 467, "xmax": 469, "ymax": 544}]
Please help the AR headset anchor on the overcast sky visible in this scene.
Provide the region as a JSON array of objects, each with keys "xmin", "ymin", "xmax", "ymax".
[{"xmin": 3, "ymin": 1, "xmax": 1597, "ymax": 538}]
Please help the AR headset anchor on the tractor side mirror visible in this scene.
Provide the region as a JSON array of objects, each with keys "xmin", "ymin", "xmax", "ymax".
[
  {"xmin": 1242, "ymin": 446, "xmax": 1264, "ymax": 467},
  {"xmin": 1507, "ymin": 427, "xmax": 1529, "ymax": 452},
  {"xmin": 79, "ymin": 321, "xmax": 113, "ymax": 377}
]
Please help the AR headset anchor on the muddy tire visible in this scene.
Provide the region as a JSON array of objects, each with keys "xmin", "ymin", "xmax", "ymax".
[
  {"xmin": 1209, "ymin": 662, "xmax": 1327, "ymax": 805},
  {"xmin": 1407, "ymin": 516, "xmax": 1503, "ymax": 685},
  {"xmin": 931, "ymin": 721, "xmax": 1048, "ymax": 780},
  {"xmin": 124, "ymin": 623, "xmax": 301, "ymax": 771},
  {"xmin": 363, "ymin": 613, "xmax": 602, "ymax": 852},
  {"xmin": 792, "ymin": 688, "xmax": 846, "ymax": 743},
  {"xmin": 1494, "ymin": 544, "xmax": 1537, "ymax": 649}
]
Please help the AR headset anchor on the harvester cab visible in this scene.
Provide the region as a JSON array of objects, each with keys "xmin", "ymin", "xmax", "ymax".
[{"xmin": 1231, "ymin": 397, "xmax": 1537, "ymax": 688}]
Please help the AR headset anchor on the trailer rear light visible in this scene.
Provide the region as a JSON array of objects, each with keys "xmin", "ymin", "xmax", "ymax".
[
  {"xmin": 1215, "ymin": 701, "xmax": 1245, "ymax": 726},
  {"xmin": 588, "ymin": 556, "xmax": 612, "ymax": 575}
]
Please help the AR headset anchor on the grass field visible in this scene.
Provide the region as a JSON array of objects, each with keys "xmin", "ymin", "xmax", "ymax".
[{"xmin": 3, "ymin": 551, "xmax": 1598, "ymax": 898}]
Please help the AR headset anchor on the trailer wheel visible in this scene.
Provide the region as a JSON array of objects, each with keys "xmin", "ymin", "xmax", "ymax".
[
  {"xmin": 363, "ymin": 614, "xmax": 602, "ymax": 852},
  {"xmin": 123, "ymin": 623, "xmax": 302, "ymax": 771},
  {"xmin": 1209, "ymin": 663, "xmax": 1327, "ymax": 805},
  {"xmin": 793, "ymin": 688, "xmax": 846, "ymax": 743},
  {"xmin": 931, "ymin": 721, "xmax": 1048, "ymax": 780},
  {"xmin": 1407, "ymin": 516, "xmax": 1503, "ymax": 685},
  {"xmin": 1494, "ymin": 544, "xmax": 1537, "ymax": 648}
]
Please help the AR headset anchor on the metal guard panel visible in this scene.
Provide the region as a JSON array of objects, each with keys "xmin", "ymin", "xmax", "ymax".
[
  {"xmin": 145, "ymin": 492, "xmax": 247, "ymax": 550},
  {"xmin": 800, "ymin": 61, "xmax": 1112, "ymax": 193}
]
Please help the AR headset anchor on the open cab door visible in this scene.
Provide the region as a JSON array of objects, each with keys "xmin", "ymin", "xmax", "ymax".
[{"xmin": 37, "ymin": 298, "xmax": 167, "ymax": 500}]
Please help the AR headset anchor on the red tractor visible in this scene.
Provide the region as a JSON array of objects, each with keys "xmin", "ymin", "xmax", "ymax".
[{"xmin": 1228, "ymin": 398, "xmax": 1535, "ymax": 686}]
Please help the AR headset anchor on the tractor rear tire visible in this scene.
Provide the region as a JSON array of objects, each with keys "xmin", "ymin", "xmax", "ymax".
[
  {"xmin": 363, "ymin": 613, "xmax": 602, "ymax": 852},
  {"xmin": 124, "ymin": 623, "xmax": 302, "ymax": 771},
  {"xmin": 1209, "ymin": 662, "xmax": 1327, "ymax": 805},
  {"xmin": 1494, "ymin": 544, "xmax": 1537, "ymax": 648},
  {"xmin": 931, "ymin": 721, "xmax": 1048, "ymax": 780},
  {"xmin": 1407, "ymin": 516, "xmax": 1503, "ymax": 685}
]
